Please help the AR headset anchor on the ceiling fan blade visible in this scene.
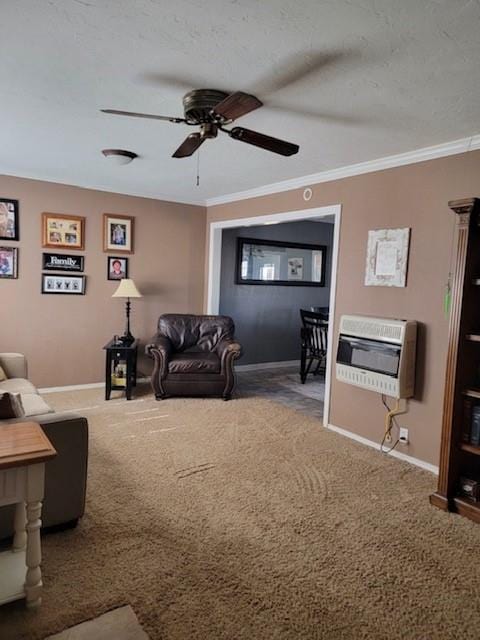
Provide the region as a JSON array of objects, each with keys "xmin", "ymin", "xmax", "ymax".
[
  {"xmin": 213, "ymin": 92, "xmax": 263, "ymax": 121},
  {"xmin": 252, "ymin": 49, "xmax": 355, "ymax": 95},
  {"xmin": 101, "ymin": 109, "xmax": 184, "ymax": 123},
  {"xmin": 172, "ymin": 133, "xmax": 205, "ymax": 158},
  {"xmin": 266, "ymin": 104, "xmax": 363, "ymax": 125},
  {"xmin": 228, "ymin": 127, "xmax": 299, "ymax": 156}
]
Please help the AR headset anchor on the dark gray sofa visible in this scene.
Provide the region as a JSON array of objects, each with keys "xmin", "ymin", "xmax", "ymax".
[{"xmin": 0, "ymin": 353, "xmax": 88, "ymax": 539}]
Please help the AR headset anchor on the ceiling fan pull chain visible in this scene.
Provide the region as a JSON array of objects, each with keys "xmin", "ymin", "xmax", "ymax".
[{"xmin": 196, "ymin": 150, "xmax": 200, "ymax": 187}]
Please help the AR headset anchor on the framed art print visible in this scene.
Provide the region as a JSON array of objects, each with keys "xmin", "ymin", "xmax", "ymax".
[
  {"xmin": 0, "ymin": 246, "xmax": 18, "ymax": 279},
  {"xmin": 42, "ymin": 213, "xmax": 85, "ymax": 250},
  {"xmin": 365, "ymin": 228, "xmax": 411, "ymax": 287},
  {"xmin": 41, "ymin": 274, "xmax": 86, "ymax": 295},
  {"xmin": 103, "ymin": 214, "xmax": 134, "ymax": 254},
  {"xmin": 0, "ymin": 198, "xmax": 19, "ymax": 241},
  {"xmin": 107, "ymin": 256, "xmax": 129, "ymax": 280}
]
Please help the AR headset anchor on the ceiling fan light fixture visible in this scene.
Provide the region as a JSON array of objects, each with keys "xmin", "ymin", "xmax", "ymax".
[{"xmin": 102, "ymin": 148, "xmax": 138, "ymax": 165}]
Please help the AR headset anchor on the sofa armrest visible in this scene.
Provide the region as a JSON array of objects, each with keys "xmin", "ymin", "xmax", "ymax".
[
  {"xmin": 0, "ymin": 353, "xmax": 27, "ymax": 379},
  {"xmin": 1, "ymin": 412, "xmax": 89, "ymax": 530},
  {"xmin": 36, "ymin": 412, "xmax": 89, "ymax": 524}
]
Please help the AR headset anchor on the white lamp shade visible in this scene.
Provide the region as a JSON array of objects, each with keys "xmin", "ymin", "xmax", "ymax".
[{"xmin": 112, "ymin": 278, "xmax": 142, "ymax": 298}]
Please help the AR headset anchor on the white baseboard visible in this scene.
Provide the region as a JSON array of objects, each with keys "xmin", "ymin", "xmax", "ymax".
[
  {"xmin": 327, "ymin": 422, "xmax": 439, "ymax": 475},
  {"xmin": 39, "ymin": 377, "xmax": 150, "ymax": 394},
  {"xmin": 236, "ymin": 360, "xmax": 299, "ymax": 372}
]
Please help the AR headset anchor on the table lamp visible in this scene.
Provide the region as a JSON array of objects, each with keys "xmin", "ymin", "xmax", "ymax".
[{"xmin": 112, "ymin": 278, "xmax": 142, "ymax": 345}]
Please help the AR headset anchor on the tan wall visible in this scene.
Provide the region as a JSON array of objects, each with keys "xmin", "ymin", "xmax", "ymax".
[
  {"xmin": 206, "ymin": 150, "xmax": 480, "ymax": 466},
  {"xmin": 0, "ymin": 175, "xmax": 206, "ymax": 388}
]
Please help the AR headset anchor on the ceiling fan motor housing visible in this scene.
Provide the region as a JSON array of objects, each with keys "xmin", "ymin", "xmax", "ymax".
[{"xmin": 183, "ymin": 89, "xmax": 229, "ymax": 124}]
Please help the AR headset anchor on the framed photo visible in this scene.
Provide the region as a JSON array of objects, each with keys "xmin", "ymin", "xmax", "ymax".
[
  {"xmin": 41, "ymin": 274, "xmax": 86, "ymax": 295},
  {"xmin": 236, "ymin": 237, "xmax": 326, "ymax": 286},
  {"xmin": 0, "ymin": 198, "xmax": 19, "ymax": 241},
  {"xmin": 42, "ymin": 213, "xmax": 85, "ymax": 250},
  {"xmin": 287, "ymin": 257, "xmax": 304, "ymax": 281},
  {"xmin": 107, "ymin": 256, "xmax": 129, "ymax": 280},
  {"xmin": 0, "ymin": 246, "xmax": 18, "ymax": 279},
  {"xmin": 365, "ymin": 228, "xmax": 411, "ymax": 287},
  {"xmin": 42, "ymin": 252, "xmax": 84, "ymax": 272},
  {"xmin": 103, "ymin": 214, "xmax": 134, "ymax": 254}
]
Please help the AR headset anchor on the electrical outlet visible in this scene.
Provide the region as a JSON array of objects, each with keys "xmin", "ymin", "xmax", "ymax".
[{"xmin": 399, "ymin": 427, "xmax": 409, "ymax": 444}]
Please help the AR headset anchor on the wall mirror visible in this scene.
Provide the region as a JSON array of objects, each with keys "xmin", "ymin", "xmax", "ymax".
[{"xmin": 236, "ymin": 237, "xmax": 326, "ymax": 286}]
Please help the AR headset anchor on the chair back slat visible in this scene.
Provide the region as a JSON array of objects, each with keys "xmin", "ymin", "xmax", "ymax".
[{"xmin": 300, "ymin": 309, "xmax": 328, "ymax": 357}]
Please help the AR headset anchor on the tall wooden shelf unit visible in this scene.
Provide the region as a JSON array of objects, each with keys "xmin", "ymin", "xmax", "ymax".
[{"xmin": 430, "ymin": 198, "xmax": 480, "ymax": 523}]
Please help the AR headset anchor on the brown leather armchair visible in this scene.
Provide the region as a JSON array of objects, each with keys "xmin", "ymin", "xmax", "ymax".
[{"xmin": 146, "ymin": 314, "xmax": 242, "ymax": 400}]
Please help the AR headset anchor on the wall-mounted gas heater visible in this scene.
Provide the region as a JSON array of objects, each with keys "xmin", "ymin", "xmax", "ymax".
[{"xmin": 336, "ymin": 315, "xmax": 417, "ymax": 399}]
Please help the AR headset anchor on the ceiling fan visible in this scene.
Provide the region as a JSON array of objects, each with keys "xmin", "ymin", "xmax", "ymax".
[{"xmin": 101, "ymin": 89, "xmax": 299, "ymax": 158}]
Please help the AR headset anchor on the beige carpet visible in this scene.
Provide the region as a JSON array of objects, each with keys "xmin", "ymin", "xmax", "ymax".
[{"xmin": 1, "ymin": 386, "xmax": 480, "ymax": 640}]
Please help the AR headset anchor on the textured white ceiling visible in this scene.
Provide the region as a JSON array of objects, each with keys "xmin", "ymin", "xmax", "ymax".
[{"xmin": 1, "ymin": 1, "xmax": 479, "ymax": 204}]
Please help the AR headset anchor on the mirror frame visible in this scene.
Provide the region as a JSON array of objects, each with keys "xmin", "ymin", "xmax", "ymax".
[{"xmin": 235, "ymin": 237, "xmax": 327, "ymax": 287}]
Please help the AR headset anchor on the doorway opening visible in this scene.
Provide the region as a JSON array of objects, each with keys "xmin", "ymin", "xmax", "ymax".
[{"xmin": 207, "ymin": 205, "xmax": 341, "ymax": 426}]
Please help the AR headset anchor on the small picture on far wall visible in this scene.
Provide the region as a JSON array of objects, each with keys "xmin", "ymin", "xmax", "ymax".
[
  {"xmin": 107, "ymin": 256, "xmax": 129, "ymax": 280},
  {"xmin": 103, "ymin": 214, "xmax": 134, "ymax": 254},
  {"xmin": 0, "ymin": 198, "xmax": 19, "ymax": 241},
  {"xmin": 42, "ymin": 212, "xmax": 85, "ymax": 251},
  {"xmin": 41, "ymin": 274, "xmax": 86, "ymax": 295},
  {"xmin": 365, "ymin": 227, "xmax": 411, "ymax": 288},
  {"xmin": 288, "ymin": 257, "xmax": 304, "ymax": 281},
  {"xmin": 0, "ymin": 246, "xmax": 18, "ymax": 279}
]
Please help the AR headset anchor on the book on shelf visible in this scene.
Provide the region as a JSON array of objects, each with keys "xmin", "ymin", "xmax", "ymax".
[
  {"xmin": 463, "ymin": 397, "xmax": 474, "ymax": 442},
  {"xmin": 470, "ymin": 405, "xmax": 480, "ymax": 447}
]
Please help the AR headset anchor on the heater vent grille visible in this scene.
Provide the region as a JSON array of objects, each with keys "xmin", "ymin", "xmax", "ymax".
[{"xmin": 340, "ymin": 316, "xmax": 403, "ymax": 343}]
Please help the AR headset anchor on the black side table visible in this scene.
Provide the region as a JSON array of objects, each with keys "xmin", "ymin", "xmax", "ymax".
[{"xmin": 103, "ymin": 338, "xmax": 138, "ymax": 400}]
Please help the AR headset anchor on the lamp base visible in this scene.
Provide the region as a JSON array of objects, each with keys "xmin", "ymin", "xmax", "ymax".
[{"xmin": 119, "ymin": 332, "xmax": 135, "ymax": 345}]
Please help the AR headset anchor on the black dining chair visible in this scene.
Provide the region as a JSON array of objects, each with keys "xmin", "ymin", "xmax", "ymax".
[
  {"xmin": 308, "ymin": 306, "xmax": 330, "ymax": 321},
  {"xmin": 300, "ymin": 309, "xmax": 329, "ymax": 384}
]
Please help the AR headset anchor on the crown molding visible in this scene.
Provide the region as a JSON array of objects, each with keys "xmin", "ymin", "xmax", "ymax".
[
  {"xmin": 205, "ymin": 134, "xmax": 480, "ymax": 207},
  {"xmin": 2, "ymin": 134, "xmax": 479, "ymax": 209},
  {"xmin": 0, "ymin": 170, "xmax": 205, "ymax": 207}
]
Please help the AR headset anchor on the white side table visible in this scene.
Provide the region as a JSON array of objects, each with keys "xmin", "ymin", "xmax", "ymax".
[{"xmin": 0, "ymin": 421, "xmax": 56, "ymax": 608}]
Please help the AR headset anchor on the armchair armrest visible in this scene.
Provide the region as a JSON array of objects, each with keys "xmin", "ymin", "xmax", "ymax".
[
  {"xmin": 0, "ymin": 353, "xmax": 27, "ymax": 379},
  {"xmin": 145, "ymin": 335, "xmax": 173, "ymax": 384},
  {"xmin": 217, "ymin": 338, "xmax": 242, "ymax": 372},
  {"xmin": 145, "ymin": 335, "xmax": 173, "ymax": 358}
]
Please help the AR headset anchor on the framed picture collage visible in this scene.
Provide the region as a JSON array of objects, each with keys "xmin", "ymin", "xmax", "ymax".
[{"xmin": 0, "ymin": 201, "xmax": 134, "ymax": 293}]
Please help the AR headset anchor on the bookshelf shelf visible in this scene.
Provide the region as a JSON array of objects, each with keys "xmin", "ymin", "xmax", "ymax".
[
  {"xmin": 459, "ymin": 442, "xmax": 480, "ymax": 456},
  {"xmin": 430, "ymin": 198, "xmax": 480, "ymax": 525},
  {"xmin": 462, "ymin": 388, "xmax": 480, "ymax": 399},
  {"xmin": 453, "ymin": 497, "xmax": 480, "ymax": 524}
]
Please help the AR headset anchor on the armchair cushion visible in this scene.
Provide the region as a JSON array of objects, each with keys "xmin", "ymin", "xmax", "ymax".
[{"xmin": 168, "ymin": 351, "xmax": 221, "ymax": 374}]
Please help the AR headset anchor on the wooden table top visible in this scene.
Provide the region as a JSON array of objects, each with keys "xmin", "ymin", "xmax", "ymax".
[{"xmin": 0, "ymin": 422, "xmax": 57, "ymax": 470}]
